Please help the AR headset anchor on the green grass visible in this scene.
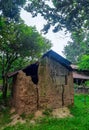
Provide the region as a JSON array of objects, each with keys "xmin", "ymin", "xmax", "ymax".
[
  {"xmin": 0, "ymin": 107, "xmax": 11, "ymax": 129},
  {"xmin": 1, "ymin": 94, "xmax": 89, "ymax": 130}
]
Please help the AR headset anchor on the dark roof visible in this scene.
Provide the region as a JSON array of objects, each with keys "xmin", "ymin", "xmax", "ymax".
[
  {"xmin": 8, "ymin": 62, "xmax": 39, "ymax": 83},
  {"xmin": 42, "ymin": 50, "xmax": 72, "ymax": 70},
  {"xmin": 8, "ymin": 50, "xmax": 72, "ymax": 78},
  {"xmin": 8, "ymin": 70, "xmax": 20, "ymax": 78}
]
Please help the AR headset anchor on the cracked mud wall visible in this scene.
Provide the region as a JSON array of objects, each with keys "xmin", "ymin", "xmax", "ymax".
[
  {"xmin": 38, "ymin": 57, "xmax": 74, "ymax": 109},
  {"xmin": 12, "ymin": 71, "xmax": 37, "ymax": 115},
  {"xmin": 12, "ymin": 58, "xmax": 74, "ymax": 114}
]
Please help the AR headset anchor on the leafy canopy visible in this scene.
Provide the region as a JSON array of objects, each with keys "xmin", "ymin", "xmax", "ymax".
[
  {"xmin": 0, "ymin": 0, "xmax": 89, "ymax": 33},
  {"xmin": 26, "ymin": 0, "xmax": 89, "ymax": 70},
  {"xmin": 63, "ymin": 30, "xmax": 89, "ymax": 70},
  {"xmin": 0, "ymin": 16, "xmax": 52, "ymax": 99},
  {"xmin": 0, "ymin": 0, "xmax": 26, "ymax": 21},
  {"xmin": 63, "ymin": 30, "xmax": 89, "ymax": 64},
  {"xmin": 26, "ymin": 0, "xmax": 89, "ymax": 33},
  {"xmin": 78, "ymin": 55, "xmax": 89, "ymax": 70},
  {"xmin": 0, "ymin": 1, "xmax": 52, "ymax": 99},
  {"xmin": 0, "ymin": 17, "xmax": 52, "ymax": 73}
]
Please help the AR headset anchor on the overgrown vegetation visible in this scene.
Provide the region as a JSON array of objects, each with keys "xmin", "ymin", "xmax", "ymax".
[
  {"xmin": 0, "ymin": 17, "xmax": 52, "ymax": 101},
  {"xmin": 42, "ymin": 108, "xmax": 53, "ymax": 116},
  {"xmin": 26, "ymin": 1, "xmax": 89, "ymax": 33},
  {"xmin": 0, "ymin": 94, "xmax": 11, "ymax": 129},
  {"xmin": 0, "ymin": 94, "xmax": 89, "ymax": 130},
  {"xmin": 63, "ymin": 31, "xmax": 89, "ymax": 66}
]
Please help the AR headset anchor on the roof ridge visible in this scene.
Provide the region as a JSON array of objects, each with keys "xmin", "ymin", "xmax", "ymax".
[{"xmin": 42, "ymin": 50, "xmax": 72, "ymax": 70}]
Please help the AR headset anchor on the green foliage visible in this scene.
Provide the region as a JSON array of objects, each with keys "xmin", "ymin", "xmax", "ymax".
[
  {"xmin": 0, "ymin": 0, "xmax": 26, "ymax": 21},
  {"xmin": 63, "ymin": 41, "xmax": 83, "ymax": 63},
  {"xmin": 84, "ymin": 81, "xmax": 89, "ymax": 87},
  {"xmin": 0, "ymin": 16, "xmax": 52, "ymax": 99},
  {"xmin": 1, "ymin": 0, "xmax": 89, "ymax": 37},
  {"xmin": 74, "ymin": 83, "xmax": 78, "ymax": 89},
  {"xmin": 78, "ymin": 55, "xmax": 89, "ymax": 70},
  {"xmin": 43, "ymin": 108, "xmax": 53, "ymax": 116},
  {"xmin": 20, "ymin": 113, "xmax": 26, "ymax": 119},
  {"xmin": 63, "ymin": 30, "xmax": 89, "ymax": 70},
  {"xmin": 0, "ymin": 80, "xmax": 2, "ymax": 84},
  {"xmin": 26, "ymin": 0, "xmax": 89, "ymax": 70},
  {"xmin": 26, "ymin": 0, "xmax": 89, "ymax": 33},
  {"xmin": 0, "ymin": 18, "xmax": 51, "ymax": 74},
  {"xmin": 0, "ymin": 91, "xmax": 11, "ymax": 104},
  {"xmin": 0, "ymin": 17, "xmax": 51, "ymax": 64},
  {"xmin": 26, "ymin": 113, "xmax": 34, "ymax": 121},
  {"xmin": 0, "ymin": 0, "xmax": 52, "ymax": 100},
  {"xmin": 19, "ymin": 113, "xmax": 34, "ymax": 121},
  {"xmin": 0, "ymin": 106, "xmax": 11, "ymax": 129}
]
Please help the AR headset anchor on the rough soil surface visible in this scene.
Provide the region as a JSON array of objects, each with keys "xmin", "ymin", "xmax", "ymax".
[
  {"xmin": 33, "ymin": 107, "xmax": 72, "ymax": 119},
  {"xmin": 9, "ymin": 107, "xmax": 26, "ymax": 126},
  {"xmin": 34, "ymin": 110, "xmax": 43, "ymax": 119},
  {"xmin": 52, "ymin": 107, "xmax": 72, "ymax": 118},
  {"xmin": 1, "ymin": 108, "xmax": 26, "ymax": 130},
  {"xmin": 9, "ymin": 114, "xmax": 26, "ymax": 126},
  {"xmin": 2, "ymin": 107, "xmax": 72, "ymax": 129}
]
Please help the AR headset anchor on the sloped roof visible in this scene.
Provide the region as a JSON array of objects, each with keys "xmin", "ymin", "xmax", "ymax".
[
  {"xmin": 71, "ymin": 64, "xmax": 89, "ymax": 72},
  {"xmin": 73, "ymin": 72, "xmax": 89, "ymax": 80},
  {"xmin": 42, "ymin": 50, "xmax": 72, "ymax": 70},
  {"xmin": 8, "ymin": 62, "xmax": 39, "ymax": 79},
  {"xmin": 71, "ymin": 64, "xmax": 78, "ymax": 70},
  {"xmin": 8, "ymin": 50, "xmax": 72, "ymax": 78},
  {"xmin": 8, "ymin": 70, "xmax": 20, "ymax": 78}
]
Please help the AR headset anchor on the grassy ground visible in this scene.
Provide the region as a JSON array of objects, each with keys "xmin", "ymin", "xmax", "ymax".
[{"xmin": 1, "ymin": 94, "xmax": 89, "ymax": 130}]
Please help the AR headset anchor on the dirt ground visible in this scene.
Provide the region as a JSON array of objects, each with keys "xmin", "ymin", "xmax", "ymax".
[
  {"xmin": 8, "ymin": 107, "xmax": 72, "ymax": 126},
  {"xmin": 34, "ymin": 107, "xmax": 72, "ymax": 119},
  {"xmin": 52, "ymin": 107, "xmax": 72, "ymax": 118}
]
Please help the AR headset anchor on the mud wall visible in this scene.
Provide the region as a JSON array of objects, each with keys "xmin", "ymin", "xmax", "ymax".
[
  {"xmin": 12, "ymin": 71, "xmax": 37, "ymax": 115},
  {"xmin": 12, "ymin": 58, "xmax": 74, "ymax": 114},
  {"xmin": 38, "ymin": 57, "xmax": 74, "ymax": 109}
]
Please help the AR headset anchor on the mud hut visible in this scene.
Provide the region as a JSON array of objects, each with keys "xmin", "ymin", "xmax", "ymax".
[{"xmin": 8, "ymin": 50, "xmax": 74, "ymax": 114}]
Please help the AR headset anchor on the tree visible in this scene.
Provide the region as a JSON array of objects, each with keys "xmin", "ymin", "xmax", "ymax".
[
  {"xmin": 63, "ymin": 29, "xmax": 89, "ymax": 71},
  {"xmin": 26, "ymin": 0, "xmax": 89, "ymax": 33},
  {"xmin": 0, "ymin": 17, "xmax": 52, "ymax": 100},
  {"xmin": 63, "ymin": 30, "xmax": 89, "ymax": 64},
  {"xmin": 1, "ymin": 0, "xmax": 89, "ymax": 33},
  {"xmin": 26, "ymin": 0, "xmax": 89, "ymax": 70},
  {"xmin": 0, "ymin": 0, "xmax": 26, "ymax": 21},
  {"xmin": 1, "ymin": 1, "xmax": 88, "ymax": 70},
  {"xmin": 63, "ymin": 41, "xmax": 82, "ymax": 64},
  {"xmin": 78, "ymin": 55, "xmax": 89, "ymax": 70}
]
